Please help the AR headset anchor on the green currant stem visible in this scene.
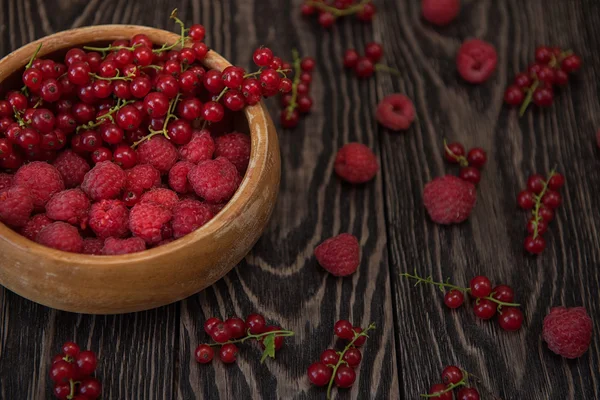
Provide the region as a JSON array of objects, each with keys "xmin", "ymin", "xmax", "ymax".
[
  {"xmin": 375, "ymin": 64, "xmax": 401, "ymax": 76},
  {"xmin": 285, "ymin": 49, "xmax": 301, "ymax": 119},
  {"xmin": 420, "ymin": 370, "xmax": 469, "ymax": 398},
  {"xmin": 90, "ymin": 71, "xmax": 133, "ymax": 82},
  {"xmin": 32, "ymin": 98, "xmax": 43, "ymax": 109},
  {"xmin": 400, "ymin": 271, "xmax": 520, "ymax": 308},
  {"xmin": 530, "ymin": 167, "xmax": 557, "ymax": 239},
  {"xmin": 214, "ymin": 67, "xmax": 291, "ymax": 103},
  {"xmin": 205, "ymin": 329, "xmax": 295, "ymax": 347},
  {"xmin": 76, "ymin": 99, "xmax": 135, "ymax": 132},
  {"xmin": 326, "ymin": 323, "xmax": 376, "ymax": 400},
  {"xmin": 306, "ymin": 0, "xmax": 371, "ymax": 17},
  {"xmin": 25, "ymin": 43, "xmax": 43, "ymax": 69},
  {"xmin": 132, "ymin": 94, "xmax": 181, "ymax": 148},
  {"xmin": 443, "ymin": 139, "xmax": 468, "ymax": 167},
  {"xmin": 82, "ymin": 44, "xmax": 139, "ymax": 56},
  {"xmin": 548, "ymin": 50, "xmax": 573, "ymax": 68},
  {"xmin": 13, "ymin": 109, "xmax": 28, "ymax": 127},
  {"xmin": 141, "ymin": 65, "xmax": 164, "ymax": 71},
  {"xmin": 519, "ymin": 79, "xmax": 539, "ymax": 117},
  {"xmin": 152, "ymin": 9, "xmax": 188, "ymax": 54},
  {"xmin": 66, "ymin": 378, "xmax": 76, "ymax": 400}
]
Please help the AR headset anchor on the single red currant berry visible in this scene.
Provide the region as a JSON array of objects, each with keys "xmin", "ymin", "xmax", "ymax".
[
  {"xmin": 320, "ymin": 349, "xmax": 340, "ymax": 365},
  {"xmin": 62, "ymin": 341, "xmax": 80, "ymax": 358},
  {"xmin": 428, "ymin": 383, "xmax": 452, "ymax": 400},
  {"xmin": 259, "ymin": 68, "xmax": 281, "ymax": 91},
  {"xmin": 130, "ymin": 76, "xmax": 152, "ymax": 98},
  {"xmin": 334, "ymin": 365, "xmax": 356, "ymax": 388},
  {"xmin": 155, "ymin": 74, "xmax": 180, "ymax": 98},
  {"xmin": 524, "ymin": 235, "xmax": 546, "ymax": 254},
  {"xmin": 513, "ymin": 73, "xmax": 532, "ymax": 89},
  {"xmin": 547, "ymin": 173, "xmax": 565, "ymax": 190},
  {"xmin": 492, "ymin": 285, "xmax": 515, "ymax": 303},
  {"xmin": 467, "ymin": 148, "xmax": 487, "ymax": 168},
  {"xmin": 457, "ymin": 387, "xmax": 480, "ymax": 400},
  {"xmin": 0, "ymin": 139, "xmax": 13, "ymax": 159},
  {"xmin": 225, "ymin": 317, "xmax": 246, "ymax": 339},
  {"xmin": 517, "ymin": 190, "xmax": 535, "ymax": 209},
  {"xmin": 442, "ymin": 365, "xmax": 463, "ymax": 385},
  {"xmin": 527, "ymin": 174, "xmax": 546, "ymax": 194},
  {"xmin": 357, "ymin": 2, "xmax": 376, "ymax": 21},
  {"xmin": 342, "ymin": 348, "xmax": 362, "ymax": 368},
  {"xmin": 444, "ymin": 289, "xmax": 465, "ymax": 309},
  {"xmin": 498, "ymin": 307, "xmax": 524, "ymax": 331},
  {"xmin": 75, "ymin": 350, "xmax": 98, "ymax": 376},
  {"xmin": 364, "ymin": 42, "xmax": 383, "ymax": 63},
  {"xmin": 537, "ymin": 65, "xmax": 555, "ymax": 85},
  {"xmin": 23, "ymin": 68, "xmax": 43, "ymax": 91},
  {"xmin": 459, "ymin": 167, "xmax": 481, "ymax": 185},
  {"xmin": 334, "ymin": 320, "xmax": 354, "ymax": 340},
  {"xmin": 17, "ymin": 128, "xmax": 41, "ymax": 150},
  {"xmin": 195, "ymin": 344, "xmax": 214, "ymax": 364},
  {"xmin": 470, "ymin": 276, "xmax": 492, "ymax": 298},
  {"xmin": 528, "ymin": 63, "xmax": 543, "ymax": 79},
  {"xmin": 92, "ymin": 79, "xmax": 113, "ymax": 99},
  {"xmin": 253, "ymin": 47, "xmax": 273, "ymax": 67},
  {"xmin": 245, "ymin": 313, "xmax": 266, "ymax": 335},
  {"xmin": 178, "ymin": 71, "xmax": 199, "ymax": 92},
  {"xmin": 300, "ymin": 57, "xmax": 316, "ymax": 72},
  {"xmin": 219, "ymin": 343, "xmax": 238, "ymax": 363},
  {"xmin": 223, "ymin": 90, "xmax": 246, "ymax": 111},
  {"xmin": 535, "ymin": 46, "xmax": 552, "ymax": 64},
  {"xmin": 278, "ymin": 78, "xmax": 293, "ymax": 94},
  {"xmin": 318, "ymin": 12, "xmax": 336, "ymax": 28},
  {"xmin": 123, "ymin": 190, "xmax": 141, "ymax": 207},
  {"xmin": 532, "ymin": 87, "xmax": 554, "ymax": 107},
  {"xmin": 68, "ymin": 61, "xmax": 91, "ymax": 85},
  {"xmin": 297, "ymin": 96, "xmax": 313, "ymax": 113},
  {"xmin": 40, "ymin": 79, "xmax": 62, "ymax": 102},
  {"xmin": 31, "ymin": 108, "xmax": 56, "ymax": 133},
  {"xmin": 189, "ymin": 24, "xmax": 206, "ymax": 42},
  {"xmin": 49, "ymin": 360, "xmax": 75, "ymax": 383},
  {"xmin": 445, "ymin": 142, "xmax": 465, "ymax": 163},
  {"xmin": 192, "ymin": 42, "xmax": 209, "ymax": 60},
  {"xmin": 99, "ymin": 60, "xmax": 118, "ymax": 78},
  {"xmin": 54, "ymin": 382, "xmax": 71, "ymax": 399},
  {"xmin": 280, "ymin": 109, "xmax": 299, "ymax": 128},
  {"xmin": 269, "ymin": 56, "xmax": 283, "ymax": 71},
  {"xmin": 307, "ymin": 362, "xmax": 333, "ymax": 386},
  {"xmin": 554, "ymin": 69, "xmax": 569, "ymax": 86},
  {"xmin": 343, "ymin": 49, "xmax": 360, "ymax": 69},
  {"xmin": 473, "ymin": 298, "xmax": 497, "ymax": 320},
  {"xmin": 301, "ymin": 4, "xmax": 316, "ymax": 16},
  {"xmin": 92, "ymin": 147, "xmax": 112, "ymax": 163},
  {"xmin": 542, "ymin": 190, "xmax": 562, "ymax": 209},
  {"xmin": 221, "ymin": 66, "xmax": 245, "ymax": 89},
  {"xmin": 143, "ymin": 92, "xmax": 170, "ymax": 118},
  {"xmin": 133, "ymin": 46, "xmax": 153, "ymax": 66},
  {"xmin": 79, "ymin": 378, "xmax": 102, "ymax": 399},
  {"xmin": 202, "ymin": 101, "xmax": 225, "ymax": 123},
  {"xmin": 352, "ymin": 327, "xmax": 366, "ymax": 346},
  {"xmin": 7, "ymin": 91, "xmax": 27, "ymax": 111},
  {"xmin": 561, "ymin": 54, "xmax": 582, "ymax": 73},
  {"xmin": 179, "ymin": 48, "xmax": 196, "ymax": 65},
  {"xmin": 116, "ymin": 105, "xmax": 142, "ymax": 131},
  {"xmin": 167, "ymin": 120, "xmax": 193, "ymax": 145},
  {"xmin": 203, "ymin": 70, "xmax": 225, "ymax": 94},
  {"xmin": 538, "ymin": 205, "xmax": 555, "ymax": 222},
  {"xmin": 99, "ymin": 123, "xmax": 123, "ymax": 145},
  {"xmin": 210, "ymin": 322, "xmax": 232, "ymax": 343},
  {"xmin": 296, "ymin": 82, "xmax": 309, "ymax": 95},
  {"xmin": 242, "ymin": 78, "xmax": 262, "ymax": 105},
  {"xmin": 113, "ymin": 145, "xmax": 138, "ymax": 169},
  {"xmin": 527, "ymin": 217, "xmax": 548, "ymax": 235},
  {"xmin": 204, "ymin": 317, "xmax": 222, "ymax": 336},
  {"xmin": 354, "ymin": 57, "xmax": 375, "ymax": 78},
  {"xmin": 113, "ymin": 81, "xmax": 131, "ymax": 99},
  {"xmin": 300, "ymin": 72, "xmax": 312, "ymax": 85}
]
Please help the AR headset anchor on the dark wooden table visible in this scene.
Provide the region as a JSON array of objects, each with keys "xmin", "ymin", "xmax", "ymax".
[{"xmin": 1, "ymin": 0, "xmax": 599, "ymax": 399}]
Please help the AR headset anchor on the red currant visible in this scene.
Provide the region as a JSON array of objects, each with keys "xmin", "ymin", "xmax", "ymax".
[
  {"xmin": 357, "ymin": 3, "xmax": 376, "ymax": 21},
  {"xmin": 527, "ymin": 218, "xmax": 548, "ymax": 235},
  {"xmin": 352, "ymin": 327, "xmax": 366, "ymax": 346},
  {"xmin": 466, "ymin": 148, "xmax": 487, "ymax": 168},
  {"xmin": 342, "ymin": 348, "xmax": 362, "ymax": 368},
  {"xmin": 459, "ymin": 167, "xmax": 481, "ymax": 185},
  {"xmin": 210, "ymin": 322, "xmax": 232, "ymax": 343},
  {"xmin": 219, "ymin": 343, "xmax": 238, "ymax": 363},
  {"xmin": 561, "ymin": 54, "xmax": 582, "ymax": 73},
  {"xmin": 130, "ymin": 76, "xmax": 152, "ymax": 98},
  {"xmin": 192, "ymin": 42, "xmax": 209, "ymax": 60},
  {"xmin": 68, "ymin": 61, "xmax": 91, "ymax": 85},
  {"xmin": 492, "ymin": 285, "xmax": 514, "ymax": 303},
  {"xmin": 364, "ymin": 42, "xmax": 383, "ymax": 62},
  {"xmin": 300, "ymin": 72, "xmax": 312, "ymax": 85},
  {"xmin": 92, "ymin": 79, "xmax": 113, "ymax": 99},
  {"xmin": 547, "ymin": 173, "xmax": 565, "ymax": 190},
  {"xmin": 223, "ymin": 90, "xmax": 246, "ymax": 111},
  {"xmin": 536, "ymin": 65, "xmax": 555, "ymax": 85},
  {"xmin": 517, "ymin": 190, "xmax": 535, "ymax": 209},
  {"xmin": 133, "ymin": 46, "xmax": 153, "ymax": 66},
  {"xmin": 242, "ymin": 78, "xmax": 262, "ymax": 105},
  {"xmin": 444, "ymin": 289, "xmax": 465, "ymax": 309},
  {"xmin": 318, "ymin": 12, "xmax": 336, "ymax": 28},
  {"xmin": 498, "ymin": 307, "xmax": 524, "ymax": 331},
  {"xmin": 307, "ymin": 362, "xmax": 333, "ymax": 386},
  {"xmin": 179, "ymin": 48, "xmax": 196, "ymax": 65},
  {"xmin": 524, "ymin": 235, "xmax": 546, "ymax": 254},
  {"xmin": 113, "ymin": 81, "xmax": 132, "ymax": 99},
  {"xmin": 441, "ymin": 365, "xmax": 463, "ymax": 385},
  {"xmin": 53, "ymin": 382, "xmax": 71, "ymax": 399},
  {"xmin": 535, "ymin": 46, "xmax": 552, "ymax": 64},
  {"xmin": 261, "ymin": 326, "xmax": 284, "ymax": 350},
  {"xmin": 445, "ymin": 142, "xmax": 465, "ymax": 162},
  {"xmin": 259, "ymin": 69, "xmax": 281, "ymax": 91},
  {"xmin": 280, "ymin": 109, "xmax": 299, "ymax": 128},
  {"xmin": 473, "ymin": 298, "xmax": 497, "ymax": 320},
  {"xmin": 334, "ymin": 320, "xmax": 354, "ymax": 340},
  {"xmin": 221, "ymin": 66, "xmax": 245, "ymax": 89},
  {"xmin": 457, "ymin": 387, "xmax": 480, "ymax": 400},
  {"xmin": 0, "ymin": 139, "xmax": 13, "ymax": 159},
  {"xmin": 23, "ymin": 68, "xmax": 43, "ymax": 91},
  {"xmin": 202, "ymin": 101, "xmax": 224, "ymax": 123},
  {"xmin": 17, "ymin": 128, "xmax": 41, "ymax": 150},
  {"xmin": 79, "ymin": 378, "xmax": 102, "ymax": 399},
  {"xmin": 49, "ymin": 360, "xmax": 75, "ymax": 383},
  {"xmin": 116, "ymin": 105, "xmax": 142, "ymax": 131},
  {"xmin": 542, "ymin": 190, "xmax": 562, "ymax": 209},
  {"xmin": 343, "ymin": 49, "xmax": 360, "ymax": 68},
  {"xmin": 155, "ymin": 75, "xmax": 180, "ymax": 98},
  {"xmin": 75, "ymin": 350, "xmax": 98, "ymax": 376},
  {"xmin": 31, "ymin": 108, "xmax": 56, "ymax": 133},
  {"xmin": 527, "ymin": 174, "xmax": 546, "ymax": 194},
  {"xmin": 167, "ymin": 120, "xmax": 192, "ymax": 145},
  {"xmin": 320, "ymin": 349, "xmax": 340, "ymax": 365},
  {"xmin": 189, "ymin": 24, "xmax": 206, "ymax": 42},
  {"xmin": 144, "ymin": 92, "xmax": 170, "ymax": 117},
  {"xmin": 470, "ymin": 276, "xmax": 492, "ymax": 298},
  {"xmin": 354, "ymin": 57, "xmax": 375, "ymax": 78},
  {"xmin": 204, "ymin": 317, "xmax": 222, "ymax": 335},
  {"xmin": 269, "ymin": 57, "xmax": 283, "ymax": 71},
  {"xmin": 195, "ymin": 344, "xmax": 214, "ymax": 364},
  {"xmin": 245, "ymin": 313, "xmax": 266, "ymax": 335},
  {"xmin": 428, "ymin": 384, "xmax": 452, "ymax": 400},
  {"xmin": 92, "ymin": 147, "xmax": 112, "ymax": 164},
  {"xmin": 65, "ymin": 48, "xmax": 87, "ymax": 66},
  {"xmin": 554, "ymin": 69, "xmax": 569, "ymax": 86},
  {"xmin": 538, "ymin": 205, "xmax": 555, "ymax": 222},
  {"xmin": 113, "ymin": 145, "xmax": 138, "ymax": 169},
  {"xmin": 62, "ymin": 341, "xmax": 80, "ymax": 358},
  {"xmin": 300, "ymin": 57, "xmax": 316, "ymax": 72},
  {"xmin": 514, "ymin": 73, "xmax": 532, "ymax": 88},
  {"xmin": 203, "ymin": 70, "xmax": 225, "ymax": 94},
  {"xmin": 297, "ymin": 96, "xmax": 313, "ymax": 113},
  {"xmin": 177, "ymin": 98, "xmax": 203, "ymax": 120},
  {"xmin": 334, "ymin": 365, "xmax": 356, "ymax": 388},
  {"xmin": 225, "ymin": 317, "xmax": 246, "ymax": 339},
  {"xmin": 253, "ymin": 47, "xmax": 273, "ymax": 67},
  {"xmin": 532, "ymin": 87, "xmax": 554, "ymax": 107}
]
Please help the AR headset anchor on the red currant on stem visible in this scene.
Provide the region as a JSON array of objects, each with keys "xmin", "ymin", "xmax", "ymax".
[
  {"xmin": 306, "ymin": 0, "xmax": 376, "ymax": 26},
  {"xmin": 308, "ymin": 362, "xmax": 333, "ymax": 386},
  {"xmin": 523, "ymin": 168, "xmax": 560, "ymax": 254},
  {"xmin": 498, "ymin": 307, "xmax": 524, "ymax": 331},
  {"xmin": 422, "ymin": 367, "xmax": 472, "ymax": 398},
  {"xmin": 444, "ymin": 140, "xmax": 468, "ymax": 166},
  {"xmin": 444, "ymin": 289, "xmax": 464, "ymax": 309},
  {"xmin": 469, "ymin": 276, "xmax": 492, "ymax": 298}
]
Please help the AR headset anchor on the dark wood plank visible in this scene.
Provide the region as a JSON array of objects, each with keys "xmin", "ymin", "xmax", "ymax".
[{"xmin": 378, "ymin": 0, "xmax": 600, "ymax": 399}]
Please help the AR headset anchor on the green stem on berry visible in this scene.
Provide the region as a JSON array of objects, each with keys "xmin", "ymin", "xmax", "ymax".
[
  {"xmin": 443, "ymin": 139, "xmax": 468, "ymax": 167},
  {"xmin": 83, "ymin": 44, "xmax": 140, "ymax": 56},
  {"xmin": 25, "ymin": 43, "xmax": 43, "ymax": 69},
  {"xmin": 214, "ymin": 67, "xmax": 291, "ymax": 103},
  {"xmin": 89, "ymin": 71, "xmax": 134, "ymax": 82},
  {"xmin": 420, "ymin": 369, "xmax": 469, "ymax": 398},
  {"xmin": 375, "ymin": 64, "xmax": 401, "ymax": 77},
  {"xmin": 530, "ymin": 167, "xmax": 557, "ymax": 239},
  {"xmin": 205, "ymin": 329, "xmax": 295, "ymax": 347},
  {"xmin": 13, "ymin": 109, "xmax": 28, "ymax": 127},
  {"xmin": 519, "ymin": 79, "xmax": 539, "ymax": 117},
  {"xmin": 66, "ymin": 378, "xmax": 76, "ymax": 400},
  {"xmin": 152, "ymin": 9, "xmax": 189, "ymax": 54},
  {"xmin": 285, "ymin": 48, "xmax": 302, "ymax": 119},
  {"xmin": 76, "ymin": 99, "xmax": 135, "ymax": 132},
  {"xmin": 132, "ymin": 93, "xmax": 181, "ymax": 148},
  {"xmin": 306, "ymin": 0, "xmax": 371, "ymax": 17},
  {"xmin": 548, "ymin": 50, "xmax": 573, "ymax": 69}
]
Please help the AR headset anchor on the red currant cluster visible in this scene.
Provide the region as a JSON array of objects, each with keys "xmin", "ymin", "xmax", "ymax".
[
  {"xmin": 424, "ymin": 366, "xmax": 480, "ymax": 400},
  {"xmin": 401, "ymin": 272, "xmax": 524, "ymax": 331},
  {"xmin": 301, "ymin": 0, "xmax": 376, "ymax": 28},
  {"xmin": 504, "ymin": 46, "xmax": 582, "ymax": 115},
  {"xmin": 280, "ymin": 51, "xmax": 315, "ymax": 129},
  {"xmin": 307, "ymin": 320, "xmax": 375, "ymax": 399},
  {"xmin": 443, "ymin": 141, "xmax": 487, "ymax": 185},
  {"xmin": 517, "ymin": 169, "xmax": 564, "ymax": 255},
  {"xmin": 49, "ymin": 341, "xmax": 100, "ymax": 399},
  {"xmin": 343, "ymin": 42, "xmax": 399, "ymax": 79},
  {"xmin": 194, "ymin": 313, "xmax": 294, "ymax": 364}
]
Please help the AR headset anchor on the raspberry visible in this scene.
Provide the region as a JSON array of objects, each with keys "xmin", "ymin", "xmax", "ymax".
[
  {"xmin": 168, "ymin": 161, "xmax": 194, "ymax": 193},
  {"xmin": 543, "ymin": 307, "xmax": 593, "ymax": 359},
  {"xmin": 125, "ymin": 164, "xmax": 161, "ymax": 194},
  {"xmin": 88, "ymin": 199, "xmax": 130, "ymax": 239},
  {"xmin": 172, "ymin": 199, "xmax": 214, "ymax": 238},
  {"xmin": 14, "ymin": 161, "xmax": 64, "ymax": 208},
  {"xmin": 0, "ymin": 173, "xmax": 13, "ymax": 191},
  {"xmin": 334, "ymin": 143, "xmax": 378, "ymax": 184},
  {"xmin": 208, "ymin": 202, "xmax": 227, "ymax": 216},
  {"xmin": 46, "ymin": 189, "xmax": 90, "ymax": 229},
  {"xmin": 456, "ymin": 39, "xmax": 498, "ymax": 84},
  {"xmin": 179, "ymin": 129, "xmax": 215, "ymax": 164},
  {"xmin": 423, "ymin": 175, "xmax": 477, "ymax": 224},
  {"xmin": 421, "ymin": 0, "xmax": 460, "ymax": 26},
  {"xmin": 214, "ymin": 132, "xmax": 251, "ymax": 174},
  {"xmin": 81, "ymin": 161, "xmax": 126, "ymax": 201},
  {"xmin": 82, "ymin": 238, "xmax": 105, "ymax": 255},
  {"xmin": 188, "ymin": 157, "xmax": 240, "ymax": 203},
  {"xmin": 0, "ymin": 186, "xmax": 34, "ymax": 228},
  {"xmin": 375, "ymin": 94, "xmax": 415, "ymax": 131},
  {"xmin": 314, "ymin": 233, "xmax": 360, "ymax": 277},
  {"xmin": 53, "ymin": 150, "xmax": 91, "ymax": 188},
  {"xmin": 137, "ymin": 136, "xmax": 178, "ymax": 173},
  {"xmin": 20, "ymin": 213, "xmax": 53, "ymax": 241},
  {"xmin": 102, "ymin": 237, "xmax": 147, "ymax": 255},
  {"xmin": 36, "ymin": 221, "xmax": 83, "ymax": 253},
  {"xmin": 140, "ymin": 188, "xmax": 179, "ymax": 210},
  {"xmin": 129, "ymin": 202, "xmax": 172, "ymax": 244}
]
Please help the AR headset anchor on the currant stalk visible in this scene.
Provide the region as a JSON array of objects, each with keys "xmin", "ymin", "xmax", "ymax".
[
  {"xmin": 132, "ymin": 93, "xmax": 181, "ymax": 148},
  {"xmin": 205, "ymin": 328, "xmax": 294, "ymax": 363},
  {"xmin": 214, "ymin": 67, "xmax": 292, "ymax": 103},
  {"xmin": 76, "ymin": 98, "xmax": 135, "ymax": 132},
  {"xmin": 20, "ymin": 43, "xmax": 43, "ymax": 96},
  {"xmin": 285, "ymin": 49, "xmax": 301, "ymax": 118},
  {"xmin": 530, "ymin": 168, "xmax": 557, "ymax": 239},
  {"xmin": 443, "ymin": 139, "xmax": 468, "ymax": 167},
  {"xmin": 519, "ymin": 79, "xmax": 539, "ymax": 116},
  {"xmin": 89, "ymin": 71, "xmax": 134, "ymax": 82},
  {"xmin": 306, "ymin": 0, "xmax": 372, "ymax": 17},
  {"xmin": 374, "ymin": 64, "xmax": 401, "ymax": 76},
  {"xmin": 421, "ymin": 369, "xmax": 469, "ymax": 398}
]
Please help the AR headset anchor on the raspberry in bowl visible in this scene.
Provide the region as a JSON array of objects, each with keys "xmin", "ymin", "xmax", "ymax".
[{"xmin": 0, "ymin": 22, "xmax": 280, "ymax": 314}]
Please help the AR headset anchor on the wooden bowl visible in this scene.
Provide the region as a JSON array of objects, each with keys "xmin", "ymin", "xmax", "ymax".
[{"xmin": 0, "ymin": 26, "xmax": 280, "ymax": 314}]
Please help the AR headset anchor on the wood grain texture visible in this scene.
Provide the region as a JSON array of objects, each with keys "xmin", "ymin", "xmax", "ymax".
[{"xmin": 0, "ymin": 0, "xmax": 598, "ymax": 399}]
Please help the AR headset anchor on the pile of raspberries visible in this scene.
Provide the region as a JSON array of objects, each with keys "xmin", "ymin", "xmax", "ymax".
[{"xmin": 0, "ymin": 129, "xmax": 250, "ymax": 255}]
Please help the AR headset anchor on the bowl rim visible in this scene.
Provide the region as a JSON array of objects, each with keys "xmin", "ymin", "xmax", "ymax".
[{"xmin": 0, "ymin": 25, "xmax": 273, "ymax": 264}]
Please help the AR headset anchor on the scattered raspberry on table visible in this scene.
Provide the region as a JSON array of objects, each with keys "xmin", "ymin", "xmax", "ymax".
[
  {"xmin": 543, "ymin": 306, "xmax": 593, "ymax": 359},
  {"xmin": 334, "ymin": 143, "xmax": 378, "ymax": 184},
  {"xmin": 423, "ymin": 175, "xmax": 477, "ymax": 224},
  {"xmin": 314, "ymin": 233, "xmax": 360, "ymax": 276}
]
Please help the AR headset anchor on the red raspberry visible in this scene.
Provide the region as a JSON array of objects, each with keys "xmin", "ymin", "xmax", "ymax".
[
  {"xmin": 81, "ymin": 161, "xmax": 126, "ymax": 201},
  {"xmin": 129, "ymin": 202, "xmax": 172, "ymax": 244},
  {"xmin": 20, "ymin": 213, "xmax": 53, "ymax": 241},
  {"xmin": 82, "ymin": 238, "xmax": 104, "ymax": 255},
  {"xmin": 314, "ymin": 233, "xmax": 360, "ymax": 277},
  {"xmin": 0, "ymin": 173, "xmax": 13, "ymax": 191},
  {"xmin": 423, "ymin": 175, "xmax": 476, "ymax": 224},
  {"xmin": 334, "ymin": 143, "xmax": 378, "ymax": 184},
  {"xmin": 53, "ymin": 150, "xmax": 91, "ymax": 188},
  {"xmin": 172, "ymin": 199, "xmax": 214, "ymax": 238},
  {"xmin": 102, "ymin": 237, "xmax": 146, "ymax": 255},
  {"xmin": 45, "ymin": 189, "xmax": 90, "ymax": 229},
  {"xmin": 156, "ymin": 238, "xmax": 175, "ymax": 246},
  {"xmin": 137, "ymin": 136, "xmax": 178, "ymax": 173},
  {"xmin": 456, "ymin": 39, "xmax": 498, "ymax": 84},
  {"xmin": 208, "ymin": 202, "xmax": 227, "ymax": 216},
  {"xmin": 375, "ymin": 94, "xmax": 415, "ymax": 131},
  {"xmin": 125, "ymin": 164, "xmax": 161, "ymax": 194},
  {"xmin": 14, "ymin": 161, "xmax": 64, "ymax": 208},
  {"xmin": 188, "ymin": 157, "xmax": 240, "ymax": 203},
  {"xmin": 36, "ymin": 221, "xmax": 83, "ymax": 253},
  {"xmin": 88, "ymin": 199, "xmax": 130, "ymax": 239},
  {"xmin": 214, "ymin": 132, "xmax": 251, "ymax": 174},
  {"xmin": 140, "ymin": 188, "xmax": 179, "ymax": 210},
  {"xmin": 543, "ymin": 307, "xmax": 593, "ymax": 359},
  {"xmin": 421, "ymin": 0, "xmax": 460, "ymax": 26},
  {"xmin": 168, "ymin": 161, "xmax": 194, "ymax": 193},
  {"xmin": 179, "ymin": 129, "xmax": 215, "ymax": 164},
  {"xmin": 0, "ymin": 186, "xmax": 34, "ymax": 228}
]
